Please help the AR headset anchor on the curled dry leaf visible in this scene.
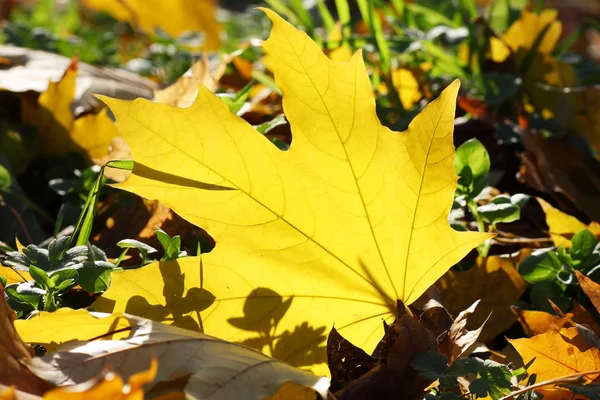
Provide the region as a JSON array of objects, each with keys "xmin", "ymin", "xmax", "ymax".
[
  {"xmin": 0, "ymin": 285, "xmax": 49, "ymax": 396},
  {"xmin": 439, "ymin": 300, "xmax": 488, "ymax": 363},
  {"xmin": 153, "ymin": 54, "xmax": 228, "ymax": 108},
  {"xmin": 25, "ymin": 311, "xmax": 329, "ymax": 400},
  {"xmin": 575, "ymin": 271, "xmax": 600, "ymax": 313},
  {"xmin": 96, "ymin": 9, "xmax": 490, "ymax": 375},
  {"xmin": 437, "ymin": 254, "xmax": 527, "ymax": 343}
]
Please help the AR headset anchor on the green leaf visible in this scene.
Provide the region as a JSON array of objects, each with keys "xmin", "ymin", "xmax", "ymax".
[
  {"xmin": 29, "ymin": 265, "xmax": 54, "ymax": 289},
  {"xmin": 218, "ymin": 81, "xmax": 254, "ymax": 115},
  {"xmin": 0, "ymin": 164, "xmax": 11, "ymax": 191},
  {"xmin": 50, "ymin": 269, "xmax": 79, "ymax": 293},
  {"xmin": 116, "ymin": 239, "xmax": 157, "ymax": 257},
  {"xmin": 410, "ymin": 350, "xmax": 457, "ymax": 388},
  {"xmin": 155, "ymin": 228, "xmax": 181, "ymax": 261},
  {"xmin": 530, "ymin": 281, "xmax": 572, "ymax": 313},
  {"xmin": 518, "ymin": 250, "xmax": 562, "ymax": 283},
  {"xmin": 478, "ymin": 195, "xmax": 520, "ymax": 224},
  {"xmin": 78, "ymin": 267, "xmax": 112, "ymax": 293},
  {"xmin": 4, "ymin": 283, "xmax": 40, "ymax": 311},
  {"xmin": 48, "ymin": 236, "xmax": 71, "ymax": 262},
  {"xmin": 570, "ymin": 229, "xmax": 596, "ymax": 262},
  {"xmin": 106, "ymin": 160, "xmax": 134, "ymax": 171},
  {"xmin": 454, "ymin": 139, "xmax": 490, "ymax": 197}
]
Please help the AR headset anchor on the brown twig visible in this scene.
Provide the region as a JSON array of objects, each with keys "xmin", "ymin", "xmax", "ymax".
[
  {"xmin": 493, "ymin": 236, "xmax": 554, "ymax": 244},
  {"xmin": 499, "ymin": 369, "xmax": 600, "ymax": 400},
  {"xmin": 1, "ymin": 197, "xmax": 33, "ymax": 245}
]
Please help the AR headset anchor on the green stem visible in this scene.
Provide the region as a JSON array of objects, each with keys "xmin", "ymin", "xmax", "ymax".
[{"xmin": 468, "ymin": 199, "xmax": 491, "ymax": 257}]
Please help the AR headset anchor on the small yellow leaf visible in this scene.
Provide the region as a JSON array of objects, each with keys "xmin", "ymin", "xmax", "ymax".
[
  {"xmin": 391, "ymin": 68, "xmax": 422, "ymax": 109},
  {"xmin": 20, "ymin": 60, "xmax": 119, "ymax": 159},
  {"xmin": 491, "ymin": 9, "xmax": 562, "ymax": 63},
  {"xmin": 71, "ymin": 108, "xmax": 119, "ymax": 160},
  {"xmin": 21, "ymin": 60, "xmax": 78, "ymax": 156},
  {"xmin": 97, "ymin": 9, "xmax": 490, "ymax": 374},
  {"xmin": 15, "ymin": 308, "xmax": 131, "ymax": 352},
  {"xmin": 42, "ymin": 357, "xmax": 157, "ymax": 400},
  {"xmin": 537, "ymin": 198, "xmax": 600, "ymax": 248},
  {"xmin": 0, "ymin": 267, "xmax": 31, "ymax": 286},
  {"xmin": 81, "ymin": 0, "xmax": 221, "ymax": 50},
  {"xmin": 509, "ymin": 327, "xmax": 600, "ymax": 382}
]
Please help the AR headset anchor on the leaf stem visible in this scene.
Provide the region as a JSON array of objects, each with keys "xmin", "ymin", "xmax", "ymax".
[{"xmin": 468, "ymin": 199, "xmax": 491, "ymax": 257}]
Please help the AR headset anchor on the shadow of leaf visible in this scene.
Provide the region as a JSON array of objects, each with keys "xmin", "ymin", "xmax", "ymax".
[
  {"xmin": 227, "ymin": 287, "xmax": 327, "ymax": 368},
  {"xmin": 123, "ymin": 260, "xmax": 216, "ymax": 332}
]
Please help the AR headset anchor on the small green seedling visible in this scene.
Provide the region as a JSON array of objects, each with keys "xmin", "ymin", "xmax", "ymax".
[
  {"xmin": 411, "ymin": 350, "xmax": 533, "ymax": 400},
  {"xmin": 116, "ymin": 227, "xmax": 188, "ymax": 266},
  {"xmin": 518, "ymin": 228, "xmax": 600, "ymax": 312},
  {"xmin": 2, "ymin": 236, "xmax": 117, "ymax": 314},
  {"xmin": 453, "ymin": 139, "xmax": 529, "ymax": 258}
]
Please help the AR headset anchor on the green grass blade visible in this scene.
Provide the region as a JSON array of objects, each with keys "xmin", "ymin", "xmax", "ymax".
[
  {"xmin": 316, "ymin": 0, "xmax": 336, "ymax": 35},
  {"xmin": 289, "ymin": 0, "xmax": 315, "ymax": 36},
  {"xmin": 335, "ymin": 0, "xmax": 352, "ymax": 41},
  {"xmin": 263, "ymin": 0, "xmax": 299, "ymax": 26},
  {"xmin": 459, "ymin": 0, "xmax": 477, "ymax": 20}
]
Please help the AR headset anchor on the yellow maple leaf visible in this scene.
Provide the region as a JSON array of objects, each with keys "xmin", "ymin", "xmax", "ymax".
[
  {"xmin": 537, "ymin": 198, "xmax": 600, "ymax": 248},
  {"xmin": 94, "ymin": 9, "xmax": 490, "ymax": 374},
  {"xmin": 509, "ymin": 327, "xmax": 600, "ymax": 396},
  {"xmin": 81, "ymin": 0, "xmax": 221, "ymax": 50},
  {"xmin": 21, "ymin": 60, "xmax": 118, "ymax": 159}
]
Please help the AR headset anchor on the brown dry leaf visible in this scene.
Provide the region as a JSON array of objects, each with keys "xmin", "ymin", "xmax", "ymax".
[
  {"xmin": 327, "ymin": 326, "xmax": 378, "ymax": 393},
  {"xmin": 20, "ymin": 58, "xmax": 119, "ymax": 159},
  {"xmin": 440, "ymin": 300, "xmax": 487, "ymax": 363},
  {"xmin": 92, "ymin": 196, "xmax": 201, "ymax": 258},
  {"xmin": 519, "ymin": 129, "xmax": 600, "ymax": 222},
  {"xmin": 0, "ymin": 285, "xmax": 49, "ymax": 396},
  {"xmin": 81, "ymin": 0, "xmax": 221, "ymax": 50},
  {"xmin": 96, "ymin": 136, "xmax": 132, "ymax": 182},
  {"xmin": 333, "ymin": 311, "xmax": 437, "ymax": 400},
  {"xmin": 537, "ymin": 198, "xmax": 600, "ymax": 248},
  {"xmin": 42, "ymin": 358, "xmax": 157, "ymax": 400},
  {"xmin": 509, "ymin": 327, "xmax": 600, "ymax": 397},
  {"xmin": 576, "ymin": 271, "xmax": 600, "ymax": 313},
  {"xmin": 154, "ymin": 55, "xmax": 227, "ymax": 108},
  {"xmin": 437, "ymin": 254, "xmax": 528, "ymax": 343},
  {"xmin": 512, "ymin": 302, "xmax": 600, "ymax": 337}
]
